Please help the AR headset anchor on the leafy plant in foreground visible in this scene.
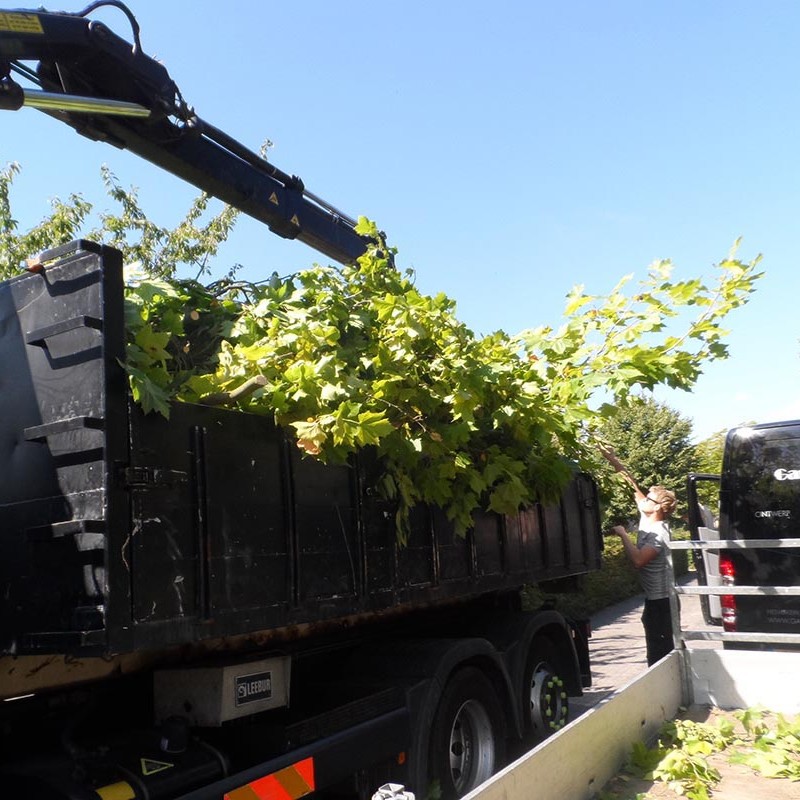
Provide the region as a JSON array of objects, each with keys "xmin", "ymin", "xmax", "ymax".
[
  {"xmin": 627, "ymin": 719, "xmax": 726, "ymax": 800},
  {"xmin": 122, "ymin": 219, "xmax": 763, "ymax": 539},
  {"xmin": 608, "ymin": 709, "xmax": 800, "ymax": 799},
  {"xmin": 730, "ymin": 708, "xmax": 800, "ymax": 781}
]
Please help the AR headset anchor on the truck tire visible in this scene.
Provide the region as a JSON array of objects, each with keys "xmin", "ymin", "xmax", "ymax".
[
  {"xmin": 524, "ymin": 636, "xmax": 569, "ymax": 741},
  {"xmin": 428, "ymin": 666, "xmax": 506, "ymax": 800}
]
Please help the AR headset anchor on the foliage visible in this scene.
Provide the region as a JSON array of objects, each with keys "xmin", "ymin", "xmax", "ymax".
[
  {"xmin": 0, "ymin": 162, "xmax": 92, "ymax": 280},
  {"xmin": 692, "ymin": 429, "xmax": 726, "ymax": 477},
  {"xmin": 91, "ymin": 166, "xmax": 241, "ymax": 279},
  {"xmin": 516, "ymin": 246, "xmax": 762, "ymax": 456},
  {"xmin": 125, "ymin": 220, "xmax": 578, "ymax": 537},
  {"xmin": 126, "ymin": 224, "xmax": 762, "ymax": 539},
  {"xmin": 628, "ymin": 719, "xmax": 725, "ymax": 800},
  {"xmin": 0, "ymin": 163, "xmax": 241, "ymax": 283},
  {"xmin": 122, "ymin": 264, "xmax": 240, "ymax": 416},
  {"xmin": 690, "ymin": 429, "xmax": 726, "ymax": 510},
  {"xmin": 602, "ymin": 708, "xmax": 800, "ymax": 799},
  {"xmin": 596, "ymin": 397, "xmax": 696, "ymax": 527},
  {"xmin": 0, "ymin": 162, "xmax": 765, "ymax": 540},
  {"xmin": 730, "ymin": 707, "xmax": 800, "ymax": 780}
]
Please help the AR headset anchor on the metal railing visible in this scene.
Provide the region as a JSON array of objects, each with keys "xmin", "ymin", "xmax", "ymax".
[{"xmin": 667, "ymin": 537, "xmax": 800, "ymax": 648}]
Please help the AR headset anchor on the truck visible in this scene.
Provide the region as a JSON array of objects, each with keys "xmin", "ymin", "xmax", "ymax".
[
  {"xmin": 0, "ymin": 6, "xmax": 604, "ymax": 799},
  {"xmin": 687, "ymin": 419, "xmax": 800, "ymax": 644}
]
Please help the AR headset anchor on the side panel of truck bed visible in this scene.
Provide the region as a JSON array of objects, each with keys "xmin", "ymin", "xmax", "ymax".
[{"xmin": 0, "ymin": 242, "xmax": 603, "ymax": 657}]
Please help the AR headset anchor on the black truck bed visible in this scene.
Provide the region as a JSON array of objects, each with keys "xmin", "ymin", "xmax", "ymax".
[{"xmin": 0, "ymin": 241, "xmax": 603, "ymax": 658}]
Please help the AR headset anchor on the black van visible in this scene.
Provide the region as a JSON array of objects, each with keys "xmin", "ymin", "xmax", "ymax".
[{"xmin": 688, "ymin": 420, "xmax": 800, "ymax": 644}]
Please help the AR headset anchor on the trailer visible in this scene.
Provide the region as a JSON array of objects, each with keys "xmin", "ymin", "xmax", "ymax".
[
  {"xmin": 0, "ymin": 240, "xmax": 603, "ymax": 799},
  {"xmin": 457, "ymin": 537, "xmax": 800, "ymax": 800}
]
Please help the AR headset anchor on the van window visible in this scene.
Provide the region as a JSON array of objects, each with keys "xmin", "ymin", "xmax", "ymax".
[{"xmin": 723, "ymin": 426, "xmax": 800, "ymax": 540}]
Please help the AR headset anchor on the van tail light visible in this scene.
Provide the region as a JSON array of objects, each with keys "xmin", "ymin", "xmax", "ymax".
[{"xmin": 719, "ymin": 553, "xmax": 737, "ymax": 631}]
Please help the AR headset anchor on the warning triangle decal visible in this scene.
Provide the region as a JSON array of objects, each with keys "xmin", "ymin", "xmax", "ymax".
[{"xmin": 141, "ymin": 757, "xmax": 174, "ymax": 776}]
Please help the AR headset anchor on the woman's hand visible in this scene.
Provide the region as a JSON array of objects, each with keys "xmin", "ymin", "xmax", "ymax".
[{"xmin": 597, "ymin": 442, "xmax": 624, "ymax": 472}]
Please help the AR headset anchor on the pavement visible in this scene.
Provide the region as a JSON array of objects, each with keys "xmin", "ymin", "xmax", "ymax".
[{"xmin": 571, "ymin": 570, "xmax": 719, "ymax": 717}]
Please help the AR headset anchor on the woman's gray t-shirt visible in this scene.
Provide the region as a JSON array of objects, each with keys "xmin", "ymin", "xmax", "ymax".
[{"xmin": 636, "ymin": 522, "xmax": 671, "ymax": 600}]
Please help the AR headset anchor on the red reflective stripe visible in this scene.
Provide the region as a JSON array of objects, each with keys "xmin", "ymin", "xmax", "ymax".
[
  {"xmin": 248, "ymin": 774, "xmax": 287, "ymax": 800},
  {"xmin": 292, "ymin": 758, "xmax": 315, "ymax": 790},
  {"xmin": 225, "ymin": 758, "xmax": 315, "ymax": 800}
]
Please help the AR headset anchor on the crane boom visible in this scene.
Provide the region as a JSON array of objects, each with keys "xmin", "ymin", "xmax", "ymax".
[{"xmin": 0, "ymin": 4, "xmax": 370, "ymax": 264}]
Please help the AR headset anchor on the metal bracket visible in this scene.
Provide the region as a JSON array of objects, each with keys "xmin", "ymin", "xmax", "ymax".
[{"xmin": 120, "ymin": 465, "xmax": 189, "ymax": 489}]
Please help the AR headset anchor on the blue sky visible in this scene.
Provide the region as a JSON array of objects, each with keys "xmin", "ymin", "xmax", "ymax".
[{"xmin": 3, "ymin": 0, "xmax": 800, "ymax": 441}]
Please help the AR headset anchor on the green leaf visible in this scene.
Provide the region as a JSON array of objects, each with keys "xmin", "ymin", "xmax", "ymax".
[
  {"xmin": 134, "ymin": 324, "xmax": 172, "ymax": 365},
  {"xmin": 127, "ymin": 364, "xmax": 172, "ymax": 417},
  {"xmin": 356, "ymin": 411, "xmax": 395, "ymax": 445}
]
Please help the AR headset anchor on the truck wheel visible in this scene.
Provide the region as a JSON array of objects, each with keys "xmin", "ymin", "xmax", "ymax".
[
  {"xmin": 429, "ymin": 667, "xmax": 506, "ymax": 800},
  {"xmin": 524, "ymin": 637, "xmax": 569, "ymax": 741}
]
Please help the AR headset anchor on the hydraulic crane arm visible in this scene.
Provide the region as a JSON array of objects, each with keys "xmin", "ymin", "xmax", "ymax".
[{"xmin": 0, "ymin": 3, "xmax": 370, "ymax": 264}]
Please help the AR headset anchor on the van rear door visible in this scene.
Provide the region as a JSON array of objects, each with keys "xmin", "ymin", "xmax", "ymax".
[{"xmin": 721, "ymin": 421, "xmax": 800, "ymax": 636}]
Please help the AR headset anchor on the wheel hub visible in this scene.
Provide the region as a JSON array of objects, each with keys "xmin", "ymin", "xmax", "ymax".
[
  {"xmin": 448, "ymin": 699, "xmax": 496, "ymax": 794},
  {"xmin": 529, "ymin": 663, "xmax": 568, "ymax": 736}
]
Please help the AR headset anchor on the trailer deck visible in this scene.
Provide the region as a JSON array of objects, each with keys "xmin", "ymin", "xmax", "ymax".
[{"xmin": 462, "ymin": 539, "xmax": 800, "ymax": 800}]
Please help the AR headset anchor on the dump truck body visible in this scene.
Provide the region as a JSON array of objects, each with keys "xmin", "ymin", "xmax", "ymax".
[{"xmin": 0, "ymin": 242, "xmax": 603, "ymax": 799}]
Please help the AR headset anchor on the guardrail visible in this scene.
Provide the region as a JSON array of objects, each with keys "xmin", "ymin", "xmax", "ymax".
[{"xmin": 667, "ymin": 537, "xmax": 800, "ymax": 650}]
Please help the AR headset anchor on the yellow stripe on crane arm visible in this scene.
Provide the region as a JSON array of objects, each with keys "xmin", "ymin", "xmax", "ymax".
[{"xmin": 0, "ymin": 12, "xmax": 44, "ymax": 33}]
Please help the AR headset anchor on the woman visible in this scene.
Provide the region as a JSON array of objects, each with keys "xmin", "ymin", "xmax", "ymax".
[{"xmin": 599, "ymin": 444, "xmax": 678, "ymax": 666}]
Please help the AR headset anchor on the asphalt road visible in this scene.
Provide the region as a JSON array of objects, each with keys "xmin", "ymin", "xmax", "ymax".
[{"xmin": 571, "ymin": 570, "xmax": 718, "ymax": 717}]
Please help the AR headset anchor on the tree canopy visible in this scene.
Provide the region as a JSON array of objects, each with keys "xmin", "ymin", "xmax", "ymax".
[{"xmin": 597, "ymin": 396, "xmax": 696, "ymax": 527}]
